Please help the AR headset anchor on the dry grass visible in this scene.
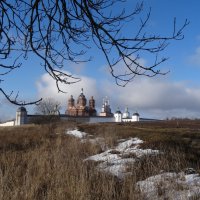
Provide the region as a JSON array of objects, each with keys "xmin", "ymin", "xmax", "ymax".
[
  {"xmin": 0, "ymin": 120, "xmax": 200, "ymax": 200},
  {"xmin": 79, "ymin": 120, "xmax": 200, "ymax": 162}
]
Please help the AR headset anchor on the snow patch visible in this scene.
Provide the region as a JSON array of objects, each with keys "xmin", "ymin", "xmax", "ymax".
[
  {"xmin": 136, "ymin": 172, "xmax": 200, "ymax": 200},
  {"xmin": 66, "ymin": 129, "xmax": 87, "ymax": 139},
  {"xmin": 85, "ymin": 137, "xmax": 159, "ymax": 179},
  {"xmin": 116, "ymin": 137, "xmax": 143, "ymax": 151}
]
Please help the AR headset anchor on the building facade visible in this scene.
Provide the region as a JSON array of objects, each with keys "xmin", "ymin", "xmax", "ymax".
[
  {"xmin": 66, "ymin": 89, "xmax": 97, "ymax": 117},
  {"xmin": 114, "ymin": 108, "xmax": 140, "ymax": 122},
  {"xmin": 0, "ymin": 89, "xmax": 142, "ymax": 126},
  {"xmin": 15, "ymin": 106, "xmax": 27, "ymax": 125},
  {"xmin": 99, "ymin": 97, "xmax": 113, "ymax": 117}
]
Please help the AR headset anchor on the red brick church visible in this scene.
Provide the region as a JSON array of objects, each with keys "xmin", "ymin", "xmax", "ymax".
[{"xmin": 66, "ymin": 89, "xmax": 97, "ymax": 117}]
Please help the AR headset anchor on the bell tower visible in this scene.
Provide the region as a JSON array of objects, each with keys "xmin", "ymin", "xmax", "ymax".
[
  {"xmin": 15, "ymin": 107, "xmax": 27, "ymax": 125},
  {"xmin": 89, "ymin": 96, "xmax": 95, "ymax": 109},
  {"xmin": 68, "ymin": 95, "xmax": 75, "ymax": 108},
  {"xmin": 77, "ymin": 88, "xmax": 87, "ymax": 107},
  {"xmin": 100, "ymin": 97, "xmax": 113, "ymax": 117},
  {"xmin": 66, "ymin": 95, "xmax": 77, "ymax": 116},
  {"xmin": 89, "ymin": 96, "xmax": 96, "ymax": 116}
]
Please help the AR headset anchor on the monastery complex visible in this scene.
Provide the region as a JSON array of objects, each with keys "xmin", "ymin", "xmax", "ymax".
[{"xmin": 0, "ymin": 89, "xmax": 140, "ymax": 126}]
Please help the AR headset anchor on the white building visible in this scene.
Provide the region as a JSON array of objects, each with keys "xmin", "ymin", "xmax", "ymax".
[
  {"xmin": 114, "ymin": 109, "xmax": 122, "ymax": 122},
  {"xmin": 0, "ymin": 93, "xmax": 141, "ymax": 126},
  {"xmin": 15, "ymin": 107, "xmax": 27, "ymax": 125},
  {"xmin": 132, "ymin": 112, "xmax": 140, "ymax": 122},
  {"xmin": 0, "ymin": 120, "xmax": 15, "ymax": 127},
  {"xmin": 114, "ymin": 108, "xmax": 140, "ymax": 122},
  {"xmin": 0, "ymin": 106, "xmax": 28, "ymax": 127},
  {"xmin": 99, "ymin": 97, "xmax": 113, "ymax": 117},
  {"xmin": 122, "ymin": 107, "xmax": 130, "ymax": 119}
]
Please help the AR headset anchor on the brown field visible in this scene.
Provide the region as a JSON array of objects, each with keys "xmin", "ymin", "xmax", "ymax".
[{"xmin": 0, "ymin": 120, "xmax": 200, "ymax": 200}]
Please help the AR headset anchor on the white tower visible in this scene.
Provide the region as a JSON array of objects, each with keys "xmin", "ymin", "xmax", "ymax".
[
  {"xmin": 114, "ymin": 109, "xmax": 122, "ymax": 122},
  {"xmin": 122, "ymin": 107, "xmax": 130, "ymax": 119},
  {"xmin": 15, "ymin": 107, "xmax": 27, "ymax": 125},
  {"xmin": 100, "ymin": 97, "xmax": 113, "ymax": 117},
  {"xmin": 132, "ymin": 112, "xmax": 140, "ymax": 122}
]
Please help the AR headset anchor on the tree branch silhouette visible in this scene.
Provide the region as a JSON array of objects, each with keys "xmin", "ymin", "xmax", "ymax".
[{"xmin": 0, "ymin": 0, "xmax": 189, "ymax": 104}]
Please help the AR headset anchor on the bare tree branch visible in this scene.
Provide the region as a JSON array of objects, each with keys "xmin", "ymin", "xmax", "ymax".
[
  {"xmin": 0, "ymin": 0, "xmax": 189, "ymax": 104},
  {"xmin": 0, "ymin": 88, "xmax": 42, "ymax": 106}
]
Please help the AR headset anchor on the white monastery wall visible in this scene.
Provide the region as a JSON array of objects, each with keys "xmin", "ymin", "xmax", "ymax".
[
  {"xmin": 89, "ymin": 116, "xmax": 115, "ymax": 123},
  {"xmin": 0, "ymin": 120, "xmax": 15, "ymax": 127}
]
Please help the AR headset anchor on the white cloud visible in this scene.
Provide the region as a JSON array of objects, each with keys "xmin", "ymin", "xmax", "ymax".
[
  {"xmin": 100, "ymin": 77, "xmax": 200, "ymax": 119},
  {"xmin": 36, "ymin": 71, "xmax": 99, "ymax": 112},
  {"xmin": 36, "ymin": 71, "xmax": 200, "ymax": 119},
  {"xmin": 189, "ymin": 46, "xmax": 200, "ymax": 66}
]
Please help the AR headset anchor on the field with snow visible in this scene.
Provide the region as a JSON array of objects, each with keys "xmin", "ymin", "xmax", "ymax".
[
  {"xmin": 66, "ymin": 128, "xmax": 200, "ymax": 199},
  {"xmin": 1, "ymin": 120, "xmax": 200, "ymax": 199}
]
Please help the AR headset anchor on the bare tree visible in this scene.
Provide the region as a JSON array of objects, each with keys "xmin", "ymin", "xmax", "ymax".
[
  {"xmin": 0, "ymin": 0, "xmax": 189, "ymax": 104},
  {"xmin": 35, "ymin": 98, "xmax": 61, "ymax": 115}
]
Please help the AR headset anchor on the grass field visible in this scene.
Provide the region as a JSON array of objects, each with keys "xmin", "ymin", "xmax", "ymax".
[{"xmin": 0, "ymin": 120, "xmax": 200, "ymax": 199}]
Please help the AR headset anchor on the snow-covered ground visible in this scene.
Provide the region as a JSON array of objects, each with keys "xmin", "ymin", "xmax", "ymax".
[
  {"xmin": 66, "ymin": 129, "xmax": 159, "ymax": 178},
  {"xmin": 84, "ymin": 137, "xmax": 159, "ymax": 179},
  {"xmin": 66, "ymin": 129, "xmax": 200, "ymax": 198},
  {"xmin": 136, "ymin": 172, "xmax": 200, "ymax": 200},
  {"xmin": 66, "ymin": 129, "xmax": 87, "ymax": 139}
]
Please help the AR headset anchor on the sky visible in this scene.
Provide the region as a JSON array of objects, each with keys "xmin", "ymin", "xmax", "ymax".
[{"xmin": 1, "ymin": 0, "xmax": 200, "ymax": 121}]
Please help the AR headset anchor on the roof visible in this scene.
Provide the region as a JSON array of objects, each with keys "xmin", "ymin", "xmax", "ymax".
[
  {"xmin": 79, "ymin": 93, "xmax": 86, "ymax": 98},
  {"xmin": 133, "ymin": 112, "xmax": 139, "ymax": 116},
  {"xmin": 17, "ymin": 106, "xmax": 27, "ymax": 112},
  {"xmin": 115, "ymin": 110, "xmax": 122, "ymax": 114},
  {"xmin": 78, "ymin": 88, "xmax": 86, "ymax": 99}
]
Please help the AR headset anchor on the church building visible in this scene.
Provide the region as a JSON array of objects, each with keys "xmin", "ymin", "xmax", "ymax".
[
  {"xmin": 66, "ymin": 89, "xmax": 97, "ymax": 117},
  {"xmin": 114, "ymin": 107, "xmax": 140, "ymax": 122},
  {"xmin": 99, "ymin": 97, "xmax": 113, "ymax": 117},
  {"xmin": 0, "ymin": 88, "xmax": 142, "ymax": 126}
]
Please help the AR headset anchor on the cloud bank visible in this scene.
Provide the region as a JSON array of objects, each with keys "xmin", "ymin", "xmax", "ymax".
[
  {"xmin": 36, "ymin": 72, "xmax": 99, "ymax": 112},
  {"xmin": 36, "ymin": 72, "xmax": 200, "ymax": 119}
]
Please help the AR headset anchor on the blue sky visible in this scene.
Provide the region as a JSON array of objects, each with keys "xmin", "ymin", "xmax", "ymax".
[{"xmin": 1, "ymin": 0, "xmax": 200, "ymax": 121}]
